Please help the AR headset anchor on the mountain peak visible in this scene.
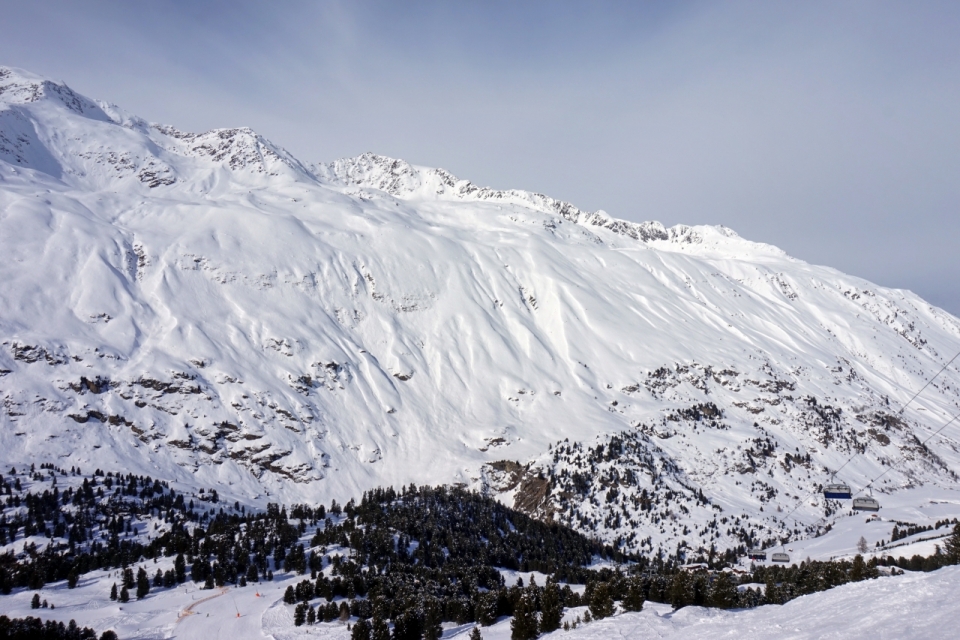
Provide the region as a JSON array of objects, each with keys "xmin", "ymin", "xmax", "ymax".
[
  {"xmin": 0, "ymin": 66, "xmax": 312, "ymax": 183},
  {"xmin": 0, "ymin": 66, "xmax": 109, "ymax": 120}
]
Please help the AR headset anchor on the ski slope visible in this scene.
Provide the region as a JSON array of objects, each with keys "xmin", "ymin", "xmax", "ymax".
[
  {"xmin": 2, "ymin": 65, "xmax": 960, "ymax": 558},
  {"xmin": 540, "ymin": 565, "xmax": 960, "ymax": 640},
  {"xmin": 3, "ymin": 559, "xmax": 957, "ymax": 639}
]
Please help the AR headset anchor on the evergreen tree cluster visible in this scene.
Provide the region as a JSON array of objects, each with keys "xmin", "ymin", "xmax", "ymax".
[
  {"xmin": 275, "ymin": 484, "xmax": 639, "ymax": 636},
  {"xmin": 0, "ymin": 464, "xmax": 234, "ymax": 594},
  {"xmin": 0, "ymin": 615, "xmax": 112, "ymax": 640},
  {"xmin": 889, "ymin": 518, "xmax": 957, "ymax": 542},
  {"xmin": 646, "ymin": 556, "xmax": 882, "ymax": 610},
  {"xmin": 3, "ymin": 464, "xmax": 960, "ymax": 640}
]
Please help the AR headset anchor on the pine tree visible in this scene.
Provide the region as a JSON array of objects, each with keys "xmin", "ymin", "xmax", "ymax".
[
  {"xmin": 307, "ymin": 605, "xmax": 316, "ymax": 625},
  {"xmin": 158, "ymin": 568, "xmax": 172, "ymax": 590},
  {"xmin": 0, "ymin": 567, "xmax": 10, "ymax": 596},
  {"xmin": 31, "ymin": 593, "xmax": 40, "ymax": 609},
  {"xmin": 589, "ymin": 582, "xmax": 614, "ymax": 619},
  {"xmin": 284, "ymin": 585, "xmax": 296, "ymax": 604},
  {"xmin": 510, "ymin": 590, "xmax": 539, "ymax": 640},
  {"xmin": 469, "ymin": 627, "xmax": 483, "ymax": 640},
  {"xmin": 476, "ymin": 591, "xmax": 499, "ymax": 626},
  {"xmin": 324, "ymin": 602, "xmax": 339, "ymax": 623},
  {"xmin": 175, "ymin": 553, "xmax": 187, "ymax": 583},
  {"xmin": 762, "ymin": 574, "xmax": 780, "ymax": 605},
  {"xmin": 370, "ymin": 596, "xmax": 388, "ymax": 621},
  {"xmin": 109, "ymin": 583, "xmax": 118, "ymax": 601},
  {"xmin": 669, "ymin": 571, "xmax": 692, "ymax": 610},
  {"xmin": 622, "ymin": 576, "xmax": 646, "ymax": 612},
  {"xmin": 708, "ymin": 571, "xmax": 736, "ymax": 609},
  {"xmin": 136, "ymin": 567, "xmax": 150, "ymax": 599},
  {"xmin": 191, "ymin": 558, "xmax": 206, "ymax": 583},
  {"xmin": 540, "ymin": 581, "xmax": 563, "ymax": 632},
  {"xmin": 26, "ymin": 566, "xmax": 43, "ymax": 591},
  {"xmin": 851, "ymin": 554, "xmax": 865, "ymax": 581},
  {"xmin": 119, "ymin": 585, "xmax": 130, "ymax": 603},
  {"xmin": 351, "ymin": 619, "xmax": 371, "ymax": 640},
  {"xmin": 647, "ymin": 576, "xmax": 666, "ymax": 603},
  {"xmin": 294, "ymin": 603, "xmax": 307, "ymax": 626},
  {"xmin": 692, "ymin": 575, "xmax": 709, "ymax": 607},
  {"xmin": 423, "ymin": 597, "xmax": 443, "ymax": 640},
  {"xmin": 944, "ymin": 523, "xmax": 960, "ymax": 564},
  {"xmin": 371, "ymin": 616, "xmax": 390, "ymax": 640},
  {"xmin": 393, "ymin": 610, "xmax": 423, "ymax": 640}
]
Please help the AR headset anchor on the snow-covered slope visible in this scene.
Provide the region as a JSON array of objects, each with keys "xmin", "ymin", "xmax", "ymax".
[
  {"xmin": 4, "ymin": 525, "xmax": 958, "ymax": 640},
  {"xmin": 543, "ymin": 566, "xmax": 960, "ymax": 640},
  {"xmin": 2, "ymin": 65, "xmax": 960, "ymax": 557}
]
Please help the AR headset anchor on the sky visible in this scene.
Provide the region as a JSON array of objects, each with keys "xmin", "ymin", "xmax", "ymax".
[{"xmin": 2, "ymin": 1, "xmax": 959, "ymax": 316}]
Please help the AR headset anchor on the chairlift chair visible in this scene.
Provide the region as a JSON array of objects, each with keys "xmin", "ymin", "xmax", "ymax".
[
  {"xmin": 823, "ymin": 483, "xmax": 852, "ymax": 499},
  {"xmin": 852, "ymin": 496, "xmax": 880, "ymax": 512},
  {"xmin": 747, "ymin": 549, "xmax": 766, "ymax": 561},
  {"xmin": 770, "ymin": 552, "xmax": 790, "ymax": 563}
]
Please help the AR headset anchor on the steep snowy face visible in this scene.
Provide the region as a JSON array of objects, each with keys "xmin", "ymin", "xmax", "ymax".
[{"xmin": 2, "ymin": 66, "xmax": 960, "ymax": 557}]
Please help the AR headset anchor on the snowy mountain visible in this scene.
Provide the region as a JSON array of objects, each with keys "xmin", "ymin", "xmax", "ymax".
[{"xmin": 2, "ymin": 65, "xmax": 960, "ymax": 559}]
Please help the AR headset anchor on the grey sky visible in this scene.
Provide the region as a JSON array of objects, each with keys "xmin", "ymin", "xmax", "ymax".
[{"xmin": 3, "ymin": 1, "xmax": 959, "ymax": 316}]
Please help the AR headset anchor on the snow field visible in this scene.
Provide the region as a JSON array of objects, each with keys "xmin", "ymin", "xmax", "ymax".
[{"xmin": 5, "ymin": 565, "xmax": 958, "ymax": 639}]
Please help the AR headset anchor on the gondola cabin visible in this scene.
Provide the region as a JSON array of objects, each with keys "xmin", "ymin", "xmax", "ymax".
[
  {"xmin": 770, "ymin": 552, "xmax": 791, "ymax": 563},
  {"xmin": 747, "ymin": 549, "xmax": 766, "ymax": 561},
  {"xmin": 823, "ymin": 483, "xmax": 852, "ymax": 499},
  {"xmin": 852, "ymin": 496, "xmax": 880, "ymax": 512}
]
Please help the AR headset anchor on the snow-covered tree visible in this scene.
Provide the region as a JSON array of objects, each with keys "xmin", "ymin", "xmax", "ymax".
[
  {"xmin": 540, "ymin": 580, "xmax": 563, "ymax": 632},
  {"xmin": 944, "ymin": 523, "xmax": 960, "ymax": 564},
  {"xmin": 511, "ymin": 590, "xmax": 540, "ymax": 640},
  {"xmin": 622, "ymin": 576, "xmax": 647, "ymax": 612}
]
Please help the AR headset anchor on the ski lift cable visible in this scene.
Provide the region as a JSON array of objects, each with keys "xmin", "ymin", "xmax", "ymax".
[
  {"xmin": 784, "ymin": 403, "xmax": 960, "ymax": 532},
  {"xmin": 894, "ymin": 350, "xmax": 960, "ymax": 417},
  {"xmin": 816, "ymin": 348, "xmax": 960, "ymax": 485},
  {"xmin": 854, "ymin": 408, "xmax": 960, "ymax": 497},
  {"xmin": 778, "ymin": 347, "xmax": 960, "ymax": 532}
]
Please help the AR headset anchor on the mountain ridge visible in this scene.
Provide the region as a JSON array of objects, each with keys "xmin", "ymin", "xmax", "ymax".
[
  {"xmin": 314, "ymin": 150, "xmax": 794, "ymax": 262},
  {"xmin": 0, "ymin": 65, "xmax": 780, "ymax": 258}
]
